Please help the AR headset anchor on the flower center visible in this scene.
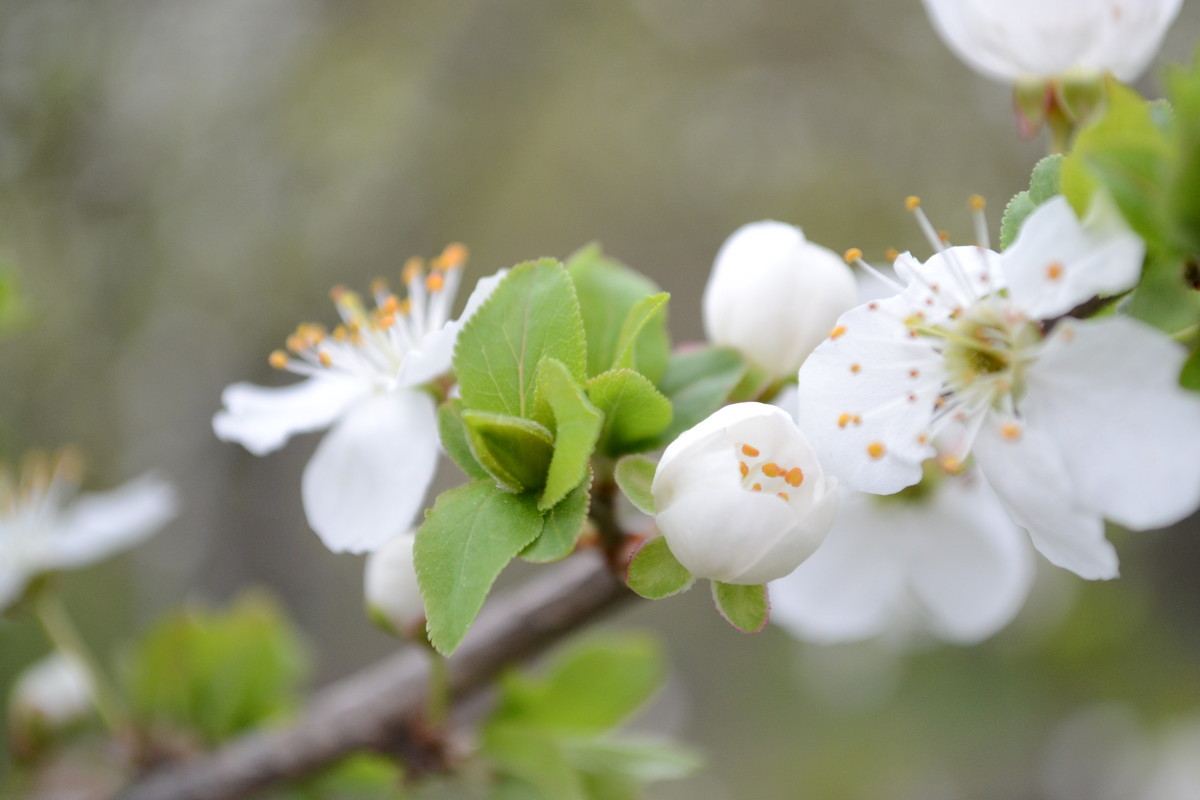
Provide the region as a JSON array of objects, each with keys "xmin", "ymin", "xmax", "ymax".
[
  {"xmin": 735, "ymin": 442, "xmax": 805, "ymax": 501},
  {"xmin": 934, "ymin": 298, "xmax": 1041, "ymax": 408}
]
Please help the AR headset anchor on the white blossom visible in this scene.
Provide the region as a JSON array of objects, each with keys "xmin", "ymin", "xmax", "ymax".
[
  {"xmin": 8, "ymin": 654, "xmax": 93, "ymax": 730},
  {"xmin": 0, "ymin": 448, "xmax": 177, "ymax": 612},
  {"xmin": 921, "ymin": 0, "xmax": 1183, "ymax": 83},
  {"xmin": 795, "ymin": 195, "xmax": 1200, "ymax": 580},
  {"xmin": 703, "ymin": 221, "xmax": 858, "ymax": 381},
  {"xmin": 651, "ymin": 402, "xmax": 838, "ymax": 585},
  {"xmin": 364, "ymin": 531, "xmax": 424, "ymax": 638},
  {"xmin": 213, "ymin": 245, "xmax": 504, "ymax": 553}
]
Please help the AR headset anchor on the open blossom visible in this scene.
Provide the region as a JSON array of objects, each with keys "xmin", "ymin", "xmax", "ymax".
[
  {"xmin": 796, "ymin": 194, "xmax": 1200, "ymax": 580},
  {"xmin": 213, "ymin": 245, "xmax": 504, "ymax": 553},
  {"xmin": 651, "ymin": 402, "xmax": 838, "ymax": 585},
  {"xmin": 921, "ymin": 0, "xmax": 1182, "ymax": 83},
  {"xmin": 703, "ymin": 221, "xmax": 858, "ymax": 381},
  {"xmin": 0, "ymin": 448, "xmax": 177, "ymax": 612},
  {"xmin": 364, "ymin": 531, "xmax": 424, "ymax": 638}
]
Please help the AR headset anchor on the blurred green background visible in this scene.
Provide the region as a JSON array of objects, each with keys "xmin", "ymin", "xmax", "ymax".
[{"xmin": 2, "ymin": 1, "xmax": 1200, "ymax": 797}]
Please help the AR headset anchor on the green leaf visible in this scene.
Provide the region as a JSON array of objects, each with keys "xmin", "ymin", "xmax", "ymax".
[
  {"xmin": 563, "ymin": 738, "xmax": 703, "ymax": 783},
  {"xmin": 1125, "ymin": 253, "xmax": 1200, "ymax": 333},
  {"xmin": 567, "ymin": 244, "xmax": 670, "ymax": 382},
  {"xmin": 462, "ymin": 410, "xmax": 554, "ymax": 493},
  {"xmin": 1166, "ymin": 52, "xmax": 1200, "ymax": 254},
  {"xmin": 1180, "ymin": 345, "xmax": 1200, "ymax": 392},
  {"xmin": 455, "ymin": 259, "xmax": 587, "ymax": 424},
  {"xmin": 611, "ymin": 292, "xmax": 670, "ymax": 372},
  {"xmin": 655, "ymin": 347, "xmax": 746, "ymax": 444},
  {"xmin": 1000, "ymin": 191, "xmax": 1037, "ymax": 251},
  {"xmin": 415, "ymin": 481, "xmax": 544, "ymax": 655},
  {"xmin": 711, "ymin": 582, "xmax": 769, "ymax": 633},
  {"xmin": 125, "ymin": 592, "xmax": 308, "ymax": 745},
  {"xmin": 1000, "ymin": 154, "xmax": 1063, "ymax": 249},
  {"xmin": 293, "ymin": 754, "xmax": 408, "ymax": 800},
  {"xmin": 536, "ymin": 358, "xmax": 603, "ymax": 510},
  {"xmin": 522, "ymin": 478, "xmax": 591, "ymax": 563},
  {"xmin": 438, "ymin": 399, "xmax": 490, "ymax": 480},
  {"xmin": 586, "ymin": 369, "xmax": 673, "ymax": 456},
  {"xmin": 488, "ymin": 633, "xmax": 665, "ymax": 736},
  {"xmin": 614, "ymin": 455, "xmax": 656, "ymax": 515},
  {"xmin": 484, "ymin": 727, "xmax": 587, "ymax": 800},
  {"xmin": 0, "ymin": 264, "xmax": 31, "ymax": 332},
  {"xmin": 626, "ymin": 537, "xmax": 693, "ymax": 600}
]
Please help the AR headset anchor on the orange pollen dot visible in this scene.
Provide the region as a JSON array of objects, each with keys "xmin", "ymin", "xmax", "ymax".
[
  {"xmin": 885, "ymin": 248, "xmax": 900, "ymax": 262},
  {"xmin": 741, "ymin": 444, "xmax": 760, "ymax": 457},
  {"xmin": 942, "ymin": 456, "xmax": 963, "ymax": 473},
  {"xmin": 852, "ymin": 414, "xmax": 863, "ymax": 426},
  {"xmin": 370, "ymin": 278, "xmax": 389, "ymax": 296},
  {"xmin": 905, "ymin": 195, "xmax": 921, "ymax": 211},
  {"xmin": 830, "ymin": 325, "xmax": 847, "ymax": 339},
  {"xmin": 400, "ymin": 298, "xmax": 413, "ymax": 314},
  {"xmin": 868, "ymin": 302, "xmax": 879, "ymax": 310},
  {"xmin": 286, "ymin": 334, "xmax": 306, "ymax": 353},
  {"xmin": 333, "ymin": 326, "xmax": 348, "ymax": 341},
  {"xmin": 762, "ymin": 462, "xmax": 782, "ymax": 477},
  {"xmin": 777, "ymin": 492, "xmax": 790, "ymax": 501},
  {"xmin": 381, "ymin": 296, "xmax": 401, "ymax": 314},
  {"xmin": 268, "ymin": 350, "xmax": 289, "ymax": 369},
  {"xmin": 867, "ymin": 442, "xmax": 887, "ymax": 460},
  {"xmin": 440, "ymin": 242, "xmax": 468, "ymax": 267},
  {"xmin": 969, "ymin": 194, "xmax": 986, "ymax": 211},
  {"xmin": 938, "ymin": 230, "xmax": 950, "ymax": 243},
  {"xmin": 739, "ymin": 461, "xmax": 749, "ymax": 478},
  {"xmin": 378, "ymin": 314, "xmax": 396, "ymax": 329},
  {"xmin": 909, "ymin": 369, "xmax": 920, "ymax": 378},
  {"xmin": 426, "ymin": 272, "xmax": 445, "ymax": 292},
  {"xmin": 837, "ymin": 413, "xmax": 853, "ymax": 429},
  {"xmin": 918, "ymin": 433, "xmax": 930, "ymax": 444},
  {"xmin": 1001, "ymin": 422, "xmax": 1022, "ymax": 441},
  {"xmin": 329, "ymin": 285, "xmax": 348, "ymax": 301},
  {"xmin": 403, "ymin": 257, "xmax": 424, "ymax": 285},
  {"xmin": 318, "ymin": 351, "xmax": 333, "ymax": 367},
  {"xmin": 752, "ymin": 483, "xmax": 762, "ymax": 492},
  {"xmin": 785, "ymin": 467, "xmax": 804, "ymax": 487},
  {"xmin": 1046, "ymin": 262, "xmax": 1064, "ymax": 280},
  {"xmin": 907, "ymin": 393, "xmax": 917, "ymax": 403},
  {"xmin": 850, "ymin": 363, "xmax": 861, "ymax": 374},
  {"xmin": 843, "ymin": 247, "xmax": 863, "ymax": 264}
]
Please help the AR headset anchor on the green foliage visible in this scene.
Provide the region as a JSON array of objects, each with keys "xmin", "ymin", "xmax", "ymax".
[
  {"xmin": 613, "ymin": 455, "xmax": 656, "ymax": 515},
  {"xmin": 1000, "ymin": 154, "xmax": 1063, "ymax": 249},
  {"xmin": 654, "ymin": 347, "xmax": 746, "ymax": 443},
  {"xmin": 567, "ymin": 244, "xmax": 670, "ymax": 383},
  {"xmin": 535, "ymin": 358, "xmax": 603, "ymax": 510},
  {"xmin": 0, "ymin": 264, "xmax": 30, "ymax": 332},
  {"xmin": 414, "ymin": 482, "xmax": 544, "ymax": 655},
  {"xmin": 125, "ymin": 593, "xmax": 307, "ymax": 745},
  {"xmin": 586, "ymin": 370, "xmax": 672, "ymax": 456},
  {"xmin": 282, "ymin": 754, "xmax": 408, "ymax": 800},
  {"xmin": 711, "ymin": 582, "xmax": 769, "ymax": 634},
  {"xmin": 521, "ymin": 478, "xmax": 591, "ymax": 563},
  {"xmin": 461, "ymin": 411, "xmax": 555, "ymax": 494},
  {"xmin": 1167, "ymin": 54, "xmax": 1200, "ymax": 255},
  {"xmin": 437, "ymin": 399, "xmax": 490, "ymax": 480},
  {"xmin": 455, "ymin": 259, "xmax": 587, "ymax": 425},
  {"xmin": 610, "ymin": 293, "xmax": 669, "ymax": 374},
  {"xmin": 625, "ymin": 537, "xmax": 693, "ymax": 600},
  {"xmin": 1180, "ymin": 345, "xmax": 1200, "ymax": 391}
]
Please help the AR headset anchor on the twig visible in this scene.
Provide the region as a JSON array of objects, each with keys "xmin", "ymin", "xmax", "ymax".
[{"xmin": 117, "ymin": 551, "xmax": 632, "ymax": 800}]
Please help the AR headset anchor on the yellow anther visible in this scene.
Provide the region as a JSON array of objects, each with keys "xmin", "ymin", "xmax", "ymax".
[
  {"xmin": 739, "ymin": 461, "xmax": 750, "ymax": 478},
  {"xmin": 333, "ymin": 325, "xmax": 348, "ymax": 342},
  {"xmin": 751, "ymin": 483, "xmax": 762, "ymax": 492},
  {"xmin": 298, "ymin": 323, "xmax": 326, "ymax": 344},
  {"xmin": 852, "ymin": 414, "xmax": 862, "ymax": 426},
  {"xmin": 381, "ymin": 295, "xmax": 401, "ymax": 314},
  {"xmin": 399, "ymin": 298, "xmax": 412, "ymax": 314},
  {"xmin": 830, "ymin": 325, "xmax": 847, "ymax": 339},
  {"xmin": 918, "ymin": 433, "xmax": 930, "ymax": 444},
  {"xmin": 837, "ymin": 413, "xmax": 853, "ymax": 429},
  {"xmin": 378, "ymin": 314, "xmax": 396, "ymax": 329},
  {"xmin": 269, "ymin": 350, "xmax": 289, "ymax": 369},
  {"xmin": 403, "ymin": 257, "xmax": 425, "ymax": 285},
  {"xmin": 426, "ymin": 272, "xmax": 446, "ymax": 292},
  {"xmin": 1001, "ymin": 422, "xmax": 1022, "ymax": 441},
  {"xmin": 867, "ymin": 442, "xmax": 886, "ymax": 460},
  {"xmin": 909, "ymin": 369, "xmax": 920, "ymax": 378},
  {"xmin": 941, "ymin": 455, "xmax": 964, "ymax": 473},
  {"xmin": 867, "ymin": 302, "xmax": 879, "ymax": 311},
  {"xmin": 905, "ymin": 195, "xmax": 921, "ymax": 211},
  {"xmin": 370, "ymin": 277, "xmax": 390, "ymax": 296},
  {"xmin": 318, "ymin": 351, "xmax": 333, "ymax": 367},
  {"xmin": 938, "ymin": 230, "xmax": 950, "ymax": 243},
  {"xmin": 741, "ymin": 444, "xmax": 760, "ymax": 458},
  {"xmin": 843, "ymin": 247, "xmax": 863, "ymax": 264},
  {"xmin": 762, "ymin": 462, "xmax": 782, "ymax": 477},
  {"xmin": 777, "ymin": 492, "xmax": 790, "ymax": 501},
  {"xmin": 1046, "ymin": 261, "xmax": 1064, "ymax": 281},
  {"xmin": 330, "ymin": 285, "xmax": 349, "ymax": 302},
  {"xmin": 785, "ymin": 467, "xmax": 804, "ymax": 487},
  {"xmin": 850, "ymin": 363, "xmax": 861, "ymax": 374},
  {"xmin": 969, "ymin": 194, "xmax": 986, "ymax": 211},
  {"xmin": 885, "ymin": 248, "xmax": 900, "ymax": 262},
  {"xmin": 436, "ymin": 242, "xmax": 468, "ymax": 269}
]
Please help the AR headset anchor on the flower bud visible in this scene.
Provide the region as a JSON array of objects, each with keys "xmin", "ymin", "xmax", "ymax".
[
  {"xmin": 8, "ymin": 654, "xmax": 93, "ymax": 753},
  {"xmin": 703, "ymin": 221, "xmax": 857, "ymax": 381},
  {"xmin": 651, "ymin": 402, "xmax": 838, "ymax": 584},
  {"xmin": 364, "ymin": 532, "xmax": 425, "ymax": 638}
]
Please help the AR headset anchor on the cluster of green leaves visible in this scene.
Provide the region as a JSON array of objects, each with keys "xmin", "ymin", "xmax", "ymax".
[
  {"xmin": 417, "ymin": 247, "xmax": 747, "ymax": 655},
  {"xmin": 478, "ymin": 633, "xmax": 699, "ymax": 800},
  {"xmin": 0, "ymin": 261, "xmax": 30, "ymax": 332}
]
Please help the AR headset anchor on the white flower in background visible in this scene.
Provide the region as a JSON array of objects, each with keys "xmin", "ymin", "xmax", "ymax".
[
  {"xmin": 921, "ymin": 0, "xmax": 1182, "ymax": 83},
  {"xmin": 796, "ymin": 195, "xmax": 1200, "ymax": 580},
  {"xmin": 651, "ymin": 402, "xmax": 839, "ymax": 585},
  {"xmin": 770, "ymin": 468, "xmax": 1033, "ymax": 644},
  {"xmin": 703, "ymin": 221, "xmax": 858, "ymax": 381},
  {"xmin": 8, "ymin": 654, "xmax": 93, "ymax": 731},
  {"xmin": 0, "ymin": 448, "xmax": 177, "ymax": 612},
  {"xmin": 213, "ymin": 245, "xmax": 504, "ymax": 553},
  {"xmin": 364, "ymin": 531, "xmax": 424, "ymax": 638}
]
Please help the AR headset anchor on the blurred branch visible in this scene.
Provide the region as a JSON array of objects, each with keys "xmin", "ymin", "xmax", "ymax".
[{"xmin": 118, "ymin": 551, "xmax": 632, "ymax": 800}]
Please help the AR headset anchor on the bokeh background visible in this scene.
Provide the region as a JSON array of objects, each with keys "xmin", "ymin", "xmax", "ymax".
[{"xmin": 2, "ymin": 1, "xmax": 1200, "ymax": 797}]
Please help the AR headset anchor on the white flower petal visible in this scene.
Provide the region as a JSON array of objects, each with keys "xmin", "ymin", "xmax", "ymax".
[
  {"xmin": 399, "ymin": 269, "xmax": 508, "ymax": 388},
  {"xmin": 894, "ymin": 246, "xmax": 1003, "ymax": 322},
  {"xmin": 975, "ymin": 412, "xmax": 1117, "ymax": 580},
  {"xmin": 364, "ymin": 531, "xmax": 424, "ymax": 635},
  {"xmin": 1022, "ymin": 317, "xmax": 1200, "ymax": 530},
  {"xmin": 213, "ymin": 377, "xmax": 365, "ymax": 456},
  {"xmin": 1004, "ymin": 195, "xmax": 1144, "ymax": 320},
  {"xmin": 51, "ymin": 474, "xmax": 178, "ymax": 569},
  {"xmin": 302, "ymin": 390, "xmax": 439, "ymax": 553},
  {"xmin": 0, "ymin": 570, "xmax": 27, "ymax": 614}
]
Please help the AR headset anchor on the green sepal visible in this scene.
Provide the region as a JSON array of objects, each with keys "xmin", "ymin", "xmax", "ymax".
[
  {"xmin": 415, "ymin": 481, "xmax": 545, "ymax": 655},
  {"xmin": 586, "ymin": 369, "xmax": 673, "ymax": 455},
  {"xmin": 626, "ymin": 537, "xmax": 693, "ymax": 600},
  {"xmin": 438, "ymin": 398, "xmax": 490, "ymax": 480},
  {"xmin": 535, "ymin": 358, "xmax": 603, "ymax": 510},
  {"xmin": 1000, "ymin": 154, "xmax": 1063, "ymax": 249},
  {"xmin": 654, "ymin": 346, "xmax": 746, "ymax": 444},
  {"xmin": 711, "ymin": 582, "xmax": 769, "ymax": 633},
  {"xmin": 455, "ymin": 259, "xmax": 587, "ymax": 425},
  {"xmin": 462, "ymin": 410, "xmax": 554, "ymax": 493},
  {"xmin": 614, "ymin": 455, "xmax": 656, "ymax": 515},
  {"xmin": 522, "ymin": 477, "xmax": 591, "ymax": 563}
]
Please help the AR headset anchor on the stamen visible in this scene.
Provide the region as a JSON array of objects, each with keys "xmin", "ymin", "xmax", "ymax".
[
  {"xmin": 739, "ymin": 462, "xmax": 750, "ymax": 478},
  {"xmin": 837, "ymin": 412, "xmax": 853, "ymax": 429},
  {"xmin": 850, "ymin": 363, "xmax": 861, "ymax": 374},
  {"xmin": 741, "ymin": 444, "xmax": 760, "ymax": 457},
  {"xmin": 847, "ymin": 248, "xmax": 904, "ymax": 293},
  {"xmin": 1001, "ymin": 421, "xmax": 1022, "ymax": 441},
  {"xmin": 867, "ymin": 442, "xmax": 887, "ymax": 460},
  {"xmin": 830, "ymin": 325, "xmax": 847, "ymax": 339},
  {"xmin": 269, "ymin": 350, "xmax": 289, "ymax": 369},
  {"xmin": 426, "ymin": 272, "xmax": 446, "ymax": 292},
  {"xmin": 1046, "ymin": 262, "xmax": 1064, "ymax": 281},
  {"xmin": 752, "ymin": 483, "xmax": 762, "ymax": 492},
  {"xmin": 969, "ymin": 194, "xmax": 990, "ymax": 249},
  {"xmin": 762, "ymin": 462, "xmax": 781, "ymax": 477},
  {"xmin": 777, "ymin": 492, "xmax": 790, "ymax": 501},
  {"xmin": 318, "ymin": 351, "xmax": 333, "ymax": 367},
  {"xmin": 785, "ymin": 467, "xmax": 804, "ymax": 487}
]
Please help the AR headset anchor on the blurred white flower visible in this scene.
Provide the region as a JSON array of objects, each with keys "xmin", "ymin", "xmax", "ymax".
[
  {"xmin": 364, "ymin": 531, "xmax": 424, "ymax": 638},
  {"xmin": 8, "ymin": 653, "xmax": 93, "ymax": 731},
  {"xmin": 651, "ymin": 402, "xmax": 838, "ymax": 584},
  {"xmin": 770, "ymin": 468, "xmax": 1033, "ymax": 644},
  {"xmin": 0, "ymin": 448, "xmax": 177, "ymax": 612},
  {"xmin": 796, "ymin": 195, "xmax": 1200, "ymax": 580},
  {"xmin": 920, "ymin": 0, "xmax": 1182, "ymax": 83},
  {"xmin": 213, "ymin": 245, "xmax": 504, "ymax": 553},
  {"xmin": 703, "ymin": 221, "xmax": 857, "ymax": 381}
]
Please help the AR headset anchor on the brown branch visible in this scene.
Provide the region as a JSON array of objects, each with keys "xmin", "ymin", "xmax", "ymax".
[{"xmin": 117, "ymin": 551, "xmax": 633, "ymax": 800}]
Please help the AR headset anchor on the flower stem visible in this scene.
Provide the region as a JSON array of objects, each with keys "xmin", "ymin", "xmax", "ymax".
[
  {"xmin": 424, "ymin": 647, "xmax": 451, "ymax": 728},
  {"xmin": 34, "ymin": 588, "xmax": 128, "ymax": 735}
]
